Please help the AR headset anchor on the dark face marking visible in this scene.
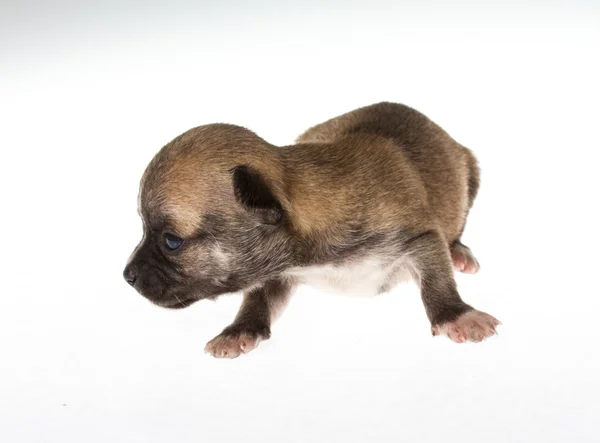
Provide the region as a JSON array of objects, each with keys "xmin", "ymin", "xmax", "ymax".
[{"xmin": 123, "ymin": 226, "xmax": 208, "ymax": 309}]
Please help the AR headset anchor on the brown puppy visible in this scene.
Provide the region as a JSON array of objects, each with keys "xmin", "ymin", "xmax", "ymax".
[{"xmin": 124, "ymin": 102, "xmax": 500, "ymax": 358}]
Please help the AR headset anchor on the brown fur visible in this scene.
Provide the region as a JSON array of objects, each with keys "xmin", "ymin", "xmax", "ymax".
[
  {"xmin": 295, "ymin": 102, "xmax": 479, "ymax": 243},
  {"xmin": 124, "ymin": 102, "xmax": 499, "ymax": 358}
]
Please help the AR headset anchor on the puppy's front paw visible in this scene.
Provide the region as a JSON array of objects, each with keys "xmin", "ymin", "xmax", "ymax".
[
  {"xmin": 204, "ymin": 326, "xmax": 270, "ymax": 359},
  {"xmin": 432, "ymin": 309, "xmax": 500, "ymax": 343}
]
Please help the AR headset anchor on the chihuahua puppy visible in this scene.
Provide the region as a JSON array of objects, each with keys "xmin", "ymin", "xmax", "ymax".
[{"xmin": 124, "ymin": 102, "xmax": 500, "ymax": 358}]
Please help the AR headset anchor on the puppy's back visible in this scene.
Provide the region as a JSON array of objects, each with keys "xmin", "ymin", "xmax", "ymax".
[{"xmin": 296, "ymin": 102, "xmax": 479, "ymax": 242}]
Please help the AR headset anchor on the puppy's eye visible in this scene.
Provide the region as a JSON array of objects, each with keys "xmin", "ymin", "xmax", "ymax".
[{"xmin": 164, "ymin": 234, "xmax": 183, "ymax": 250}]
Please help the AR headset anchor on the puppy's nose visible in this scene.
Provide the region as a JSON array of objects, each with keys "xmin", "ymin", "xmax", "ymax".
[{"xmin": 123, "ymin": 264, "xmax": 138, "ymax": 287}]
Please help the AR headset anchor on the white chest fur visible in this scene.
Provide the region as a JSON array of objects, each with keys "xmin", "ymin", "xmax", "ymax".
[{"xmin": 285, "ymin": 257, "xmax": 412, "ymax": 296}]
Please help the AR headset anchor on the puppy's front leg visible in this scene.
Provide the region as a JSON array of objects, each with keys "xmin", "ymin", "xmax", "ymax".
[
  {"xmin": 408, "ymin": 231, "xmax": 500, "ymax": 343},
  {"xmin": 205, "ymin": 279, "xmax": 293, "ymax": 358}
]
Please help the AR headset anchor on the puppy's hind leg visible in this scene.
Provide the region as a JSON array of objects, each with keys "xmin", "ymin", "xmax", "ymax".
[
  {"xmin": 406, "ymin": 230, "xmax": 499, "ymax": 343},
  {"xmin": 205, "ymin": 279, "xmax": 294, "ymax": 359},
  {"xmin": 451, "ymin": 147, "xmax": 481, "ymax": 274}
]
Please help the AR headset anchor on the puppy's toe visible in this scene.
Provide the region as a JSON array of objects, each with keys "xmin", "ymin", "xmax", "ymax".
[{"xmin": 432, "ymin": 310, "xmax": 500, "ymax": 343}]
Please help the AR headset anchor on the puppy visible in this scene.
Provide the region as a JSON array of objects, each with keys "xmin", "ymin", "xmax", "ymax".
[{"xmin": 124, "ymin": 102, "xmax": 500, "ymax": 358}]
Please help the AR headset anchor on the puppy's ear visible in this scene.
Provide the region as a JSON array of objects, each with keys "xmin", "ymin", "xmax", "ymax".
[{"xmin": 231, "ymin": 165, "xmax": 284, "ymax": 224}]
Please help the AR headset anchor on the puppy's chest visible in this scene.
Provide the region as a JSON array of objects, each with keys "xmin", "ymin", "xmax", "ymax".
[{"xmin": 285, "ymin": 257, "xmax": 411, "ymax": 296}]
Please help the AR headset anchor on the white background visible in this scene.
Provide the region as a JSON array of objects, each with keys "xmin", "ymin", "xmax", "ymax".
[{"xmin": 1, "ymin": 1, "xmax": 599, "ymax": 442}]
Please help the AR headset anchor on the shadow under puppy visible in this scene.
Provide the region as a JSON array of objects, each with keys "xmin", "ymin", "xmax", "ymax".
[{"xmin": 123, "ymin": 102, "xmax": 500, "ymax": 358}]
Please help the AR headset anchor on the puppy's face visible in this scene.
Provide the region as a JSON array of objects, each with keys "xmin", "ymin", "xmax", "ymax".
[{"xmin": 123, "ymin": 125, "xmax": 292, "ymax": 308}]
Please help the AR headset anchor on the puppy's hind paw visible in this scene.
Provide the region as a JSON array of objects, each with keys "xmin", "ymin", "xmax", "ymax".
[
  {"xmin": 432, "ymin": 309, "xmax": 500, "ymax": 343},
  {"xmin": 451, "ymin": 242, "xmax": 480, "ymax": 274}
]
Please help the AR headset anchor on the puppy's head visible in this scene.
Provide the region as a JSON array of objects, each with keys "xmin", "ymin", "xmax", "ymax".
[{"xmin": 123, "ymin": 124, "xmax": 293, "ymax": 309}]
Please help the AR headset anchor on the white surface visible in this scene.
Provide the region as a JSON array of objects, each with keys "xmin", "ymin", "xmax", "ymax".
[{"xmin": 1, "ymin": 1, "xmax": 599, "ymax": 442}]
